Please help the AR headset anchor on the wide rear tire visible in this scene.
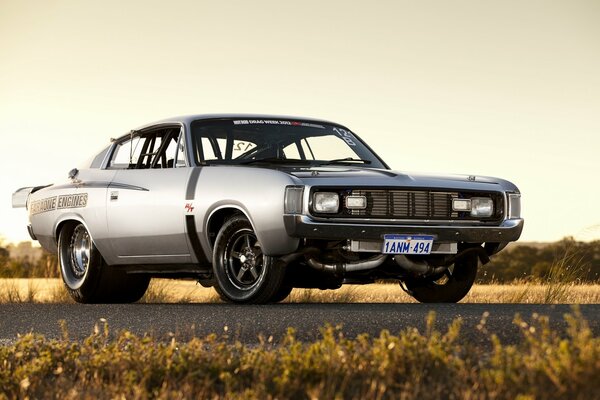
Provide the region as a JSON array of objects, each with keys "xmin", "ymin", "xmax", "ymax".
[
  {"xmin": 405, "ymin": 253, "xmax": 479, "ymax": 303},
  {"xmin": 58, "ymin": 222, "xmax": 149, "ymax": 303}
]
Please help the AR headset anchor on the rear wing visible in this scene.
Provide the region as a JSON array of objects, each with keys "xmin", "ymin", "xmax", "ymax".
[{"xmin": 12, "ymin": 187, "xmax": 35, "ymax": 208}]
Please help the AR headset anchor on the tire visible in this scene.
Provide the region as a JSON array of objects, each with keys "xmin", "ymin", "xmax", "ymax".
[
  {"xmin": 58, "ymin": 222, "xmax": 149, "ymax": 303},
  {"xmin": 405, "ymin": 253, "xmax": 479, "ymax": 303},
  {"xmin": 268, "ymin": 284, "xmax": 293, "ymax": 303},
  {"xmin": 212, "ymin": 215, "xmax": 286, "ymax": 304},
  {"xmin": 103, "ymin": 270, "xmax": 150, "ymax": 303}
]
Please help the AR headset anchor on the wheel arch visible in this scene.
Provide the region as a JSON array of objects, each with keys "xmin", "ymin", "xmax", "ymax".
[
  {"xmin": 205, "ymin": 205, "xmax": 256, "ymax": 250},
  {"xmin": 54, "ymin": 216, "xmax": 94, "ymax": 244}
]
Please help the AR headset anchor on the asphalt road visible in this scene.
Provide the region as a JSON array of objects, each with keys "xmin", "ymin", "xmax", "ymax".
[{"xmin": 1, "ymin": 303, "xmax": 599, "ymax": 346}]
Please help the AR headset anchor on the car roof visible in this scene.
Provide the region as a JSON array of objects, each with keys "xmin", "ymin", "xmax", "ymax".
[{"xmin": 128, "ymin": 113, "xmax": 341, "ymax": 134}]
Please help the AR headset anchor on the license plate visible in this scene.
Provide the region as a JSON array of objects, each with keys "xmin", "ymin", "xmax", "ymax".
[{"xmin": 382, "ymin": 235, "xmax": 434, "ymax": 255}]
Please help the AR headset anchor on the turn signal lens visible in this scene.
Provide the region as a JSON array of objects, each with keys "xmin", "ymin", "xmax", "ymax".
[
  {"xmin": 284, "ymin": 186, "xmax": 304, "ymax": 214},
  {"xmin": 508, "ymin": 193, "xmax": 521, "ymax": 218}
]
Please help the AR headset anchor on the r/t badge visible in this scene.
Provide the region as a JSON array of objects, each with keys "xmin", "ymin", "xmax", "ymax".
[{"xmin": 185, "ymin": 203, "xmax": 194, "ymax": 213}]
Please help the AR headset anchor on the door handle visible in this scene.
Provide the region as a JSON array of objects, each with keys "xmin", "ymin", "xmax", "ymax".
[{"xmin": 110, "ymin": 191, "xmax": 119, "ymax": 201}]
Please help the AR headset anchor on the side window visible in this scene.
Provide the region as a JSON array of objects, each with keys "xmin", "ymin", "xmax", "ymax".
[
  {"xmin": 108, "ymin": 127, "xmax": 183, "ymax": 169},
  {"xmin": 160, "ymin": 133, "xmax": 185, "ymax": 168},
  {"xmin": 175, "ymin": 133, "xmax": 187, "ymax": 167},
  {"xmin": 109, "ymin": 136, "xmax": 145, "ymax": 169}
]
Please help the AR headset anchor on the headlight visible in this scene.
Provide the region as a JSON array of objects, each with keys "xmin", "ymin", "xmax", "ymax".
[
  {"xmin": 284, "ymin": 186, "xmax": 304, "ymax": 214},
  {"xmin": 508, "ymin": 193, "xmax": 521, "ymax": 219},
  {"xmin": 470, "ymin": 197, "xmax": 494, "ymax": 217},
  {"xmin": 313, "ymin": 192, "xmax": 339, "ymax": 213}
]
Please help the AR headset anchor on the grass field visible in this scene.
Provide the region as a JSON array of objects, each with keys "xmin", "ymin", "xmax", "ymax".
[
  {"xmin": 1, "ymin": 309, "xmax": 598, "ymax": 399},
  {"xmin": 1, "ymin": 278, "xmax": 600, "ymax": 304}
]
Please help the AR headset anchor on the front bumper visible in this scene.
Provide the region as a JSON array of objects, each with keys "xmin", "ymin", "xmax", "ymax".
[{"xmin": 283, "ymin": 215, "xmax": 524, "ymax": 243}]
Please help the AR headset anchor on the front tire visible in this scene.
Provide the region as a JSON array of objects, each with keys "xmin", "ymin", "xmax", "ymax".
[
  {"xmin": 405, "ymin": 253, "xmax": 479, "ymax": 303},
  {"xmin": 268, "ymin": 284, "xmax": 293, "ymax": 303},
  {"xmin": 212, "ymin": 216, "xmax": 286, "ymax": 304},
  {"xmin": 58, "ymin": 223, "xmax": 149, "ymax": 303}
]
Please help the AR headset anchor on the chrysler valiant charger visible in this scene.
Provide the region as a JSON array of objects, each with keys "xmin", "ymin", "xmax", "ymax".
[{"xmin": 12, "ymin": 114, "xmax": 523, "ymax": 304}]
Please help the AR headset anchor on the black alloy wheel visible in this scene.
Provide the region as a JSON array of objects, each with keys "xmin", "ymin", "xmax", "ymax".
[{"xmin": 212, "ymin": 215, "xmax": 286, "ymax": 304}]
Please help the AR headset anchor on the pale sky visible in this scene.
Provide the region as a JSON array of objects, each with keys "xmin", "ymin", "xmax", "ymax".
[{"xmin": 1, "ymin": 0, "xmax": 599, "ymax": 244}]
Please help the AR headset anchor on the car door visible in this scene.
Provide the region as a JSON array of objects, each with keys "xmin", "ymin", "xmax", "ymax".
[{"xmin": 105, "ymin": 126, "xmax": 193, "ymax": 264}]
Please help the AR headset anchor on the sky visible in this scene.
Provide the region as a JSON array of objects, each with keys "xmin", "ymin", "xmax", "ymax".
[{"xmin": 0, "ymin": 0, "xmax": 599, "ymax": 244}]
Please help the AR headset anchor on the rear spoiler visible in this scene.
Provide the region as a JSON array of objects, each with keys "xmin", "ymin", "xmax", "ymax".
[
  {"xmin": 12, "ymin": 185, "xmax": 51, "ymax": 208},
  {"xmin": 12, "ymin": 187, "xmax": 34, "ymax": 208}
]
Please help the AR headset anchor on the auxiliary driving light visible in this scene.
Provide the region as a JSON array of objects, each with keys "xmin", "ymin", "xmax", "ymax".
[
  {"xmin": 452, "ymin": 198, "xmax": 471, "ymax": 212},
  {"xmin": 345, "ymin": 195, "xmax": 367, "ymax": 210}
]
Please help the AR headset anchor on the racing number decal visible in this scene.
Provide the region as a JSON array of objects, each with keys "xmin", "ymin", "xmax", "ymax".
[{"xmin": 332, "ymin": 127, "xmax": 357, "ymax": 146}]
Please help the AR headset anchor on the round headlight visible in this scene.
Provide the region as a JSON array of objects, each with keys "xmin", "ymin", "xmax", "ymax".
[
  {"xmin": 470, "ymin": 197, "xmax": 494, "ymax": 217},
  {"xmin": 313, "ymin": 192, "xmax": 339, "ymax": 213}
]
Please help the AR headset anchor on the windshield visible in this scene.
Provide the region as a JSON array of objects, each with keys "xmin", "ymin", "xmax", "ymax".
[{"xmin": 190, "ymin": 118, "xmax": 386, "ymax": 168}]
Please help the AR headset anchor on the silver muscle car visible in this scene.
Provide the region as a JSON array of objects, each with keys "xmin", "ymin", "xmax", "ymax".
[{"xmin": 12, "ymin": 114, "xmax": 523, "ymax": 303}]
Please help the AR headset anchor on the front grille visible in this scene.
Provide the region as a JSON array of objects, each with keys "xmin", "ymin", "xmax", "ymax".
[
  {"xmin": 310, "ymin": 187, "xmax": 504, "ymax": 221},
  {"xmin": 350, "ymin": 189, "xmax": 457, "ymax": 219}
]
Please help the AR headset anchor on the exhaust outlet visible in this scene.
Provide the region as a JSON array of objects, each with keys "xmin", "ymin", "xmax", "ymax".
[
  {"xmin": 394, "ymin": 246, "xmax": 490, "ymax": 277},
  {"xmin": 307, "ymin": 254, "xmax": 388, "ymax": 274},
  {"xmin": 393, "ymin": 255, "xmax": 446, "ymax": 276}
]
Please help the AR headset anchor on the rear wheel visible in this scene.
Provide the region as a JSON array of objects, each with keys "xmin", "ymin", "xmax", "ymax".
[
  {"xmin": 212, "ymin": 216, "xmax": 286, "ymax": 304},
  {"xmin": 405, "ymin": 254, "xmax": 479, "ymax": 303},
  {"xmin": 58, "ymin": 223, "xmax": 149, "ymax": 303}
]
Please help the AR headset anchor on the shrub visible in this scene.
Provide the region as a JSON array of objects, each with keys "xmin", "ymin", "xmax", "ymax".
[{"xmin": 0, "ymin": 309, "xmax": 598, "ymax": 399}]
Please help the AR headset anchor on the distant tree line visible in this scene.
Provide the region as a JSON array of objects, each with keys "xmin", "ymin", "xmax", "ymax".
[
  {"xmin": 0, "ymin": 241, "xmax": 58, "ymax": 278},
  {"xmin": 478, "ymin": 238, "xmax": 600, "ymax": 283},
  {"xmin": 1, "ymin": 238, "xmax": 599, "ymax": 283}
]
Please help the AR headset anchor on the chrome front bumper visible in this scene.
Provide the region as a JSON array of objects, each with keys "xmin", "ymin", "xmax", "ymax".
[{"xmin": 283, "ymin": 215, "xmax": 524, "ymax": 243}]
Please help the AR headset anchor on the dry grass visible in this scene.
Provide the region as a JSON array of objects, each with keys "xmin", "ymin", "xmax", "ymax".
[
  {"xmin": 1, "ymin": 278, "xmax": 600, "ymax": 304},
  {"xmin": 1, "ymin": 310, "xmax": 599, "ymax": 399}
]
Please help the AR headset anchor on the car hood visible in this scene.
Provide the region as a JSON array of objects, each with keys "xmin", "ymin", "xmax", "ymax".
[{"xmin": 285, "ymin": 166, "xmax": 519, "ymax": 192}]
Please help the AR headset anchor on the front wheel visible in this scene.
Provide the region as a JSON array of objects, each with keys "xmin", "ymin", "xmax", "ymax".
[
  {"xmin": 212, "ymin": 216, "xmax": 286, "ymax": 304},
  {"xmin": 404, "ymin": 253, "xmax": 479, "ymax": 303}
]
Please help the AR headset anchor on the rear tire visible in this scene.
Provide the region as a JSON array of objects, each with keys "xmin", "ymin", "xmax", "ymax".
[
  {"xmin": 212, "ymin": 216, "xmax": 286, "ymax": 304},
  {"xmin": 405, "ymin": 253, "xmax": 479, "ymax": 303},
  {"xmin": 58, "ymin": 222, "xmax": 149, "ymax": 303}
]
